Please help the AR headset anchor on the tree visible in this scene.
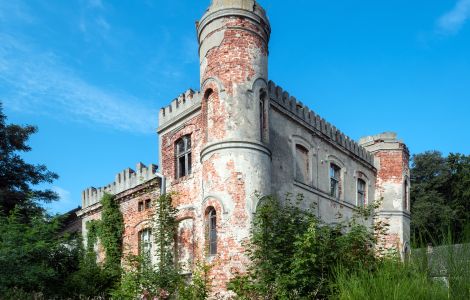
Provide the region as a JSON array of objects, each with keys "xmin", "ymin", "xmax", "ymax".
[
  {"xmin": 0, "ymin": 102, "xmax": 58, "ymax": 218},
  {"xmin": 410, "ymin": 151, "xmax": 470, "ymax": 245},
  {"xmin": 0, "ymin": 209, "xmax": 81, "ymax": 298}
]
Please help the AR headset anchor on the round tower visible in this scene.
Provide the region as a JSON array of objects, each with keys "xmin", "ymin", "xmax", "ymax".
[{"xmin": 196, "ymin": 0, "xmax": 272, "ymax": 292}]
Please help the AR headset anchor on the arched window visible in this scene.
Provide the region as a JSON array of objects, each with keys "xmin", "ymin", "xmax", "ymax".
[
  {"xmin": 295, "ymin": 144, "xmax": 309, "ymax": 184},
  {"xmin": 403, "ymin": 180, "xmax": 409, "ymax": 210},
  {"xmin": 330, "ymin": 163, "xmax": 341, "ymax": 198},
  {"xmin": 206, "ymin": 207, "xmax": 217, "ymax": 256},
  {"xmin": 357, "ymin": 178, "xmax": 366, "ymax": 207},
  {"xmin": 139, "ymin": 228, "xmax": 152, "ymax": 259},
  {"xmin": 259, "ymin": 90, "xmax": 267, "ymax": 142},
  {"xmin": 175, "ymin": 135, "xmax": 191, "ymax": 179},
  {"xmin": 203, "ymin": 88, "xmax": 214, "ymax": 143}
]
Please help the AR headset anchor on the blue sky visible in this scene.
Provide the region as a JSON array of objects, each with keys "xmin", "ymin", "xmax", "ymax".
[{"xmin": 1, "ymin": 0, "xmax": 469, "ymax": 214}]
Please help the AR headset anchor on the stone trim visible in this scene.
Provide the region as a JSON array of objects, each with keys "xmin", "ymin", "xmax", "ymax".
[{"xmin": 200, "ymin": 140, "xmax": 272, "ymax": 161}]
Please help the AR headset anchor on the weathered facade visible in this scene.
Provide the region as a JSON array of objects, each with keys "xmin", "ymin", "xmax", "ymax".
[{"xmin": 78, "ymin": 0, "xmax": 411, "ymax": 297}]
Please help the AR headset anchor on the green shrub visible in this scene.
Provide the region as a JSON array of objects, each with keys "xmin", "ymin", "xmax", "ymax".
[{"xmin": 228, "ymin": 194, "xmax": 380, "ymax": 299}]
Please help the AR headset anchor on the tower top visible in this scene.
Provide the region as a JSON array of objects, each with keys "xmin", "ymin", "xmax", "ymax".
[
  {"xmin": 198, "ymin": 0, "xmax": 270, "ymax": 46},
  {"xmin": 209, "ymin": 0, "xmax": 258, "ymax": 11}
]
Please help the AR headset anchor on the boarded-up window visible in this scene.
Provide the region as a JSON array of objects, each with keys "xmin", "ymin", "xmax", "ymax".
[
  {"xmin": 295, "ymin": 144, "xmax": 309, "ymax": 184},
  {"xmin": 176, "ymin": 218, "xmax": 194, "ymax": 273}
]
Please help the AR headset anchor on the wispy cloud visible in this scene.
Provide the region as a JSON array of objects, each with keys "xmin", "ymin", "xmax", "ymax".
[
  {"xmin": 52, "ymin": 186, "xmax": 72, "ymax": 203},
  {"xmin": 0, "ymin": 0, "xmax": 34, "ymax": 24},
  {"xmin": 437, "ymin": 0, "xmax": 470, "ymax": 35},
  {"xmin": 0, "ymin": 33, "xmax": 157, "ymax": 134}
]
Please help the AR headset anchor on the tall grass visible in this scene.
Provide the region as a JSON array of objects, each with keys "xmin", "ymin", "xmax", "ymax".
[
  {"xmin": 333, "ymin": 259, "xmax": 448, "ymax": 300},
  {"xmin": 333, "ymin": 241, "xmax": 470, "ymax": 300}
]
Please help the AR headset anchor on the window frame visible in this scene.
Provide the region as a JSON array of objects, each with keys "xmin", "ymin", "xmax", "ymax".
[
  {"xmin": 139, "ymin": 228, "xmax": 152, "ymax": 259},
  {"xmin": 330, "ymin": 163, "xmax": 341, "ymax": 199},
  {"xmin": 175, "ymin": 135, "xmax": 192, "ymax": 179},
  {"xmin": 295, "ymin": 144, "xmax": 310, "ymax": 184},
  {"xmin": 357, "ymin": 178, "xmax": 367, "ymax": 207},
  {"xmin": 403, "ymin": 179, "xmax": 409, "ymax": 211},
  {"xmin": 259, "ymin": 90, "xmax": 268, "ymax": 143},
  {"xmin": 206, "ymin": 207, "xmax": 217, "ymax": 257}
]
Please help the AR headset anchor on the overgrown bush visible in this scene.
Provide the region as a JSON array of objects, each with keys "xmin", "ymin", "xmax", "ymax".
[
  {"xmin": 112, "ymin": 193, "xmax": 211, "ymax": 299},
  {"xmin": 228, "ymin": 194, "xmax": 380, "ymax": 299}
]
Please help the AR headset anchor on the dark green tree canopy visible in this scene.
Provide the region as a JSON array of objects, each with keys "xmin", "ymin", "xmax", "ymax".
[
  {"xmin": 411, "ymin": 151, "xmax": 470, "ymax": 245},
  {"xmin": 0, "ymin": 102, "xmax": 58, "ymax": 217}
]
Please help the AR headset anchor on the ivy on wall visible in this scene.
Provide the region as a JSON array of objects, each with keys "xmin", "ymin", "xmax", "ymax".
[{"xmin": 85, "ymin": 193, "xmax": 124, "ymax": 271}]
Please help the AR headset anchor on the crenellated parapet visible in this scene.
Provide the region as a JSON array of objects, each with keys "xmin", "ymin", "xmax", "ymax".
[
  {"xmin": 158, "ymin": 89, "xmax": 202, "ymax": 130},
  {"xmin": 81, "ymin": 162, "xmax": 159, "ymax": 208},
  {"xmin": 268, "ymin": 81, "xmax": 374, "ymax": 165}
]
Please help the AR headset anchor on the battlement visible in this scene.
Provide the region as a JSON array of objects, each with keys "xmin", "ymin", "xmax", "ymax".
[
  {"xmin": 81, "ymin": 162, "xmax": 159, "ymax": 208},
  {"xmin": 359, "ymin": 132, "xmax": 409, "ymax": 154},
  {"xmin": 268, "ymin": 81, "xmax": 374, "ymax": 166},
  {"xmin": 158, "ymin": 89, "xmax": 202, "ymax": 129}
]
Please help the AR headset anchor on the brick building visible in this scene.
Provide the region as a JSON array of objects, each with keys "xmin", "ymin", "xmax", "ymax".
[{"xmin": 78, "ymin": 0, "xmax": 410, "ymax": 297}]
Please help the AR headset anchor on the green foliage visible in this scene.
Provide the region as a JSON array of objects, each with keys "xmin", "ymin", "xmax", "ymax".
[
  {"xmin": 411, "ymin": 151, "xmax": 470, "ymax": 245},
  {"xmin": 67, "ymin": 193, "xmax": 125, "ymax": 298},
  {"xmin": 0, "ymin": 209, "xmax": 80, "ymax": 298},
  {"xmin": 99, "ymin": 193, "xmax": 124, "ymax": 271},
  {"xmin": 154, "ymin": 193, "xmax": 179, "ymax": 280},
  {"xmin": 177, "ymin": 263, "xmax": 212, "ymax": 300},
  {"xmin": 112, "ymin": 194, "xmax": 211, "ymax": 299},
  {"xmin": 333, "ymin": 259, "xmax": 448, "ymax": 300},
  {"xmin": 228, "ymin": 194, "xmax": 379, "ymax": 299},
  {"xmin": 0, "ymin": 102, "xmax": 58, "ymax": 219}
]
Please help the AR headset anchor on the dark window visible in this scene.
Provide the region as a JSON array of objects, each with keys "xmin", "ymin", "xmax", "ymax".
[
  {"xmin": 145, "ymin": 199, "xmax": 151, "ymax": 209},
  {"xmin": 295, "ymin": 144, "xmax": 309, "ymax": 184},
  {"xmin": 357, "ymin": 178, "xmax": 366, "ymax": 207},
  {"xmin": 330, "ymin": 164, "xmax": 341, "ymax": 198},
  {"xmin": 175, "ymin": 135, "xmax": 192, "ymax": 179},
  {"xmin": 260, "ymin": 95, "xmax": 265, "ymax": 141},
  {"xmin": 404, "ymin": 181, "xmax": 409, "ymax": 210},
  {"xmin": 207, "ymin": 208, "xmax": 217, "ymax": 256},
  {"xmin": 138, "ymin": 201, "xmax": 144, "ymax": 212},
  {"xmin": 139, "ymin": 228, "xmax": 152, "ymax": 259}
]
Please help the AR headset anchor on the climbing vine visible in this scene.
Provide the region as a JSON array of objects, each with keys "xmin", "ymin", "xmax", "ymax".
[
  {"xmin": 99, "ymin": 193, "xmax": 124, "ymax": 270},
  {"xmin": 112, "ymin": 193, "xmax": 211, "ymax": 299},
  {"xmin": 84, "ymin": 193, "xmax": 124, "ymax": 271},
  {"xmin": 151, "ymin": 193, "xmax": 181, "ymax": 293}
]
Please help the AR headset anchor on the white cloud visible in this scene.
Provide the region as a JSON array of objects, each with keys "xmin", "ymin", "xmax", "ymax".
[
  {"xmin": 52, "ymin": 186, "xmax": 71, "ymax": 203},
  {"xmin": 0, "ymin": 34, "xmax": 157, "ymax": 134},
  {"xmin": 437, "ymin": 0, "xmax": 470, "ymax": 35}
]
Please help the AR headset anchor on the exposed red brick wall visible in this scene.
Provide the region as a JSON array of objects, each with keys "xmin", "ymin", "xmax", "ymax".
[
  {"xmin": 202, "ymin": 17, "xmax": 267, "ymax": 96},
  {"xmin": 376, "ymin": 150, "xmax": 405, "ymax": 184}
]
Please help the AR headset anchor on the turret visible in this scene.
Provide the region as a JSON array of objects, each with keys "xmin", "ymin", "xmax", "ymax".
[
  {"xmin": 360, "ymin": 132, "xmax": 411, "ymax": 257},
  {"xmin": 197, "ymin": 0, "xmax": 271, "ymax": 143},
  {"xmin": 195, "ymin": 0, "xmax": 272, "ymax": 293}
]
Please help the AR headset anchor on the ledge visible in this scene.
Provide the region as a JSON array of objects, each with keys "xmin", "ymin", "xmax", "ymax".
[
  {"xmin": 200, "ymin": 139, "xmax": 272, "ymax": 161},
  {"xmin": 293, "ymin": 181, "xmax": 357, "ymax": 211}
]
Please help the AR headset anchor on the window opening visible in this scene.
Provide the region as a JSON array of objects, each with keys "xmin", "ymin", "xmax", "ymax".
[
  {"xmin": 330, "ymin": 164, "xmax": 341, "ymax": 198},
  {"xmin": 175, "ymin": 135, "xmax": 192, "ymax": 179},
  {"xmin": 207, "ymin": 208, "xmax": 217, "ymax": 256},
  {"xmin": 357, "ymin": 178, "xmax": 366, "ymax": 207}
]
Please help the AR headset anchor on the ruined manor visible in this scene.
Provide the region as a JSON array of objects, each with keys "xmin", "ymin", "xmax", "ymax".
[{"xmin": 78, "ymin": 0, "xmax": 411, "ymax": 296}]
